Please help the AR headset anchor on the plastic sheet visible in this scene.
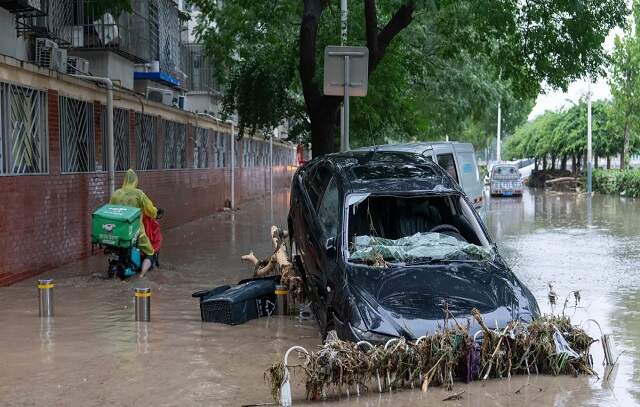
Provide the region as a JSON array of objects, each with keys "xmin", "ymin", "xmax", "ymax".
[{"xmin": 349, "ymin": 232, "xmax": 491, "ymax": 263}]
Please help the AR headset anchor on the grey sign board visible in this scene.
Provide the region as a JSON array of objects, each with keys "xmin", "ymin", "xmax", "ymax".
[{"xmin": 323, "ymin": 46, "xmax": 369, "ymax": 97}]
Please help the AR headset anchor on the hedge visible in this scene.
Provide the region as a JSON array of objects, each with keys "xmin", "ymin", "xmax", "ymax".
[{"xmin": 593, "ymin": 169, "xmax": 640, "ymax": 198}]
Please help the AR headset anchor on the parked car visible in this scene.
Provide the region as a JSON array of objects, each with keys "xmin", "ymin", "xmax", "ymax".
[
  {"xmin": 288, "ymin": 151, "xmax": 540, "ymax": 343},
  {"xmin": 490, "ymin": 163, "xmax": 523, "ymax": 196},
  {"xmin": 355, "ymin": 142, "xmax": 484, "ymax": 207}
]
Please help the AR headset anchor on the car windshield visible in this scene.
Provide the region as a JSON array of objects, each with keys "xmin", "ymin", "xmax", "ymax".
[
  {"xmin": 493, "ymin": 166, "xmax": 518, "ymax": 176},
  {"xmin": 346, "ymin": 194, "xmax": 491, "ymax": 265}
]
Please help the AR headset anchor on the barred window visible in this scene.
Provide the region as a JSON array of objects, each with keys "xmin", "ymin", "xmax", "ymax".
[
  {"xmin": 0, "ymin": 82, "xmax": 48, "ymax": 174},
  {"xmin": 163, "ymin": 121, "xmax": 186, "ymax": 169},
  {"xmin": 59, "ymin": 96, "xmax": 95, "ymax": 173},
  {"xmin": 193, "ymin": 127, "xmax": 209, "ymax": 169},
  {"xmin": 136, "ymin": 113, "xmax": 157, "ymax": 170},
  {"xmin": 216, "ymin": 131, "xmax": 227, "ymax": 168},
  {"xmin": 101, "ymin": 107, "xmax": 130, "ymax": 171}
]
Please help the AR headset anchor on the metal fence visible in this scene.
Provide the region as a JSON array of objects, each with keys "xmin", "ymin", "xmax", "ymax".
[
  {"xmin": 71, "ymin": 0, "xmax": 155, "ymax": 62},
  {"xmin": 0, "ymin": 82, "xmax": 48, "ymax": 174},
  {"xmin": 136, "ymin": 112, "xmax": 157, "ymax": 170},
  {"xmin": 181, "ymin": 43, "xmax": 218, "ymax": 93},
  {"xmin": 101, "ymin": 107, "xmax": 130, "ymax": 171},
  {"xmin": 193, "ymin": 127, "xmax": 209, "ymax": 169},
  {"xmin": 59, "ymin": 96, "xmax": 95, "ymax": 173},
  {"xmin": 17, "ymin": 0, "xmax": 74, "ymax": 45},
  {"xmin": 162, "ymin": 120, "xmax": 186, "ymax": 169}
]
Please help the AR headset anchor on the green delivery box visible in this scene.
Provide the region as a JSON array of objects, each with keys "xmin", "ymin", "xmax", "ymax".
[{"xmin": 91, "ymin": 204, "xmax": 141, "ymax": 248}]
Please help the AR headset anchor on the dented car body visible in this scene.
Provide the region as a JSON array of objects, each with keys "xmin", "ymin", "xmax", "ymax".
[{"xmin": 288, "ymin": 151, "xmax": 539, "ymax": 343}]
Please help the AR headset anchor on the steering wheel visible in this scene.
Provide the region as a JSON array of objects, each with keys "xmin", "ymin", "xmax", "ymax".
[{"xmin": 429, "ymin": 224, "xmax": 466, "ymax": 241}]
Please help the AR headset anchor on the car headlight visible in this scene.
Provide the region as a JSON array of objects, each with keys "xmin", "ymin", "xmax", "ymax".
[{"xmin": 351, "ymin": 325, "xmax": 397, "ymax": 344}]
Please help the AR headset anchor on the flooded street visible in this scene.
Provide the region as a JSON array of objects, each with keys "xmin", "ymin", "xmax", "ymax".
[{"xmin": 1, "ymin": 188, "xmax": 640, "ymax": 406}]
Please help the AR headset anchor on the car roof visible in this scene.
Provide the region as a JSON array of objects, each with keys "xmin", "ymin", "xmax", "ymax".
[
  {"xmin": 354, "ymin": 142, "xmax": 475, "ymax": 154},
  {"xmin": 306, "ymin": 151, "xmax": 461, "ymax": 194}
]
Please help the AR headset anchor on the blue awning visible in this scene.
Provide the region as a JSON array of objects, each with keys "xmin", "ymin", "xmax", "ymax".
[{"xmin": 134, "ymin": 71, "xmax": 181, "ymax": 87}]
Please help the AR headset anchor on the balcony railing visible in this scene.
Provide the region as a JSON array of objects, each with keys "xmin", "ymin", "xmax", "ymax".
[{"xmin": 70, "ymin": 0, "xmax": 155, "ymax": 63}]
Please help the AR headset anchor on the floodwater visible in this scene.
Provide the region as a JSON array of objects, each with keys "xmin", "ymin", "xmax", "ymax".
[{"xmin": 1, "ymin": 188, "xmax": 640, "ymax": 406}]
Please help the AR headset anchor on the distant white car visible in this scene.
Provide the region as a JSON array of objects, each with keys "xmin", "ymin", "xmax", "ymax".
[
  {"xmin": 490, "ymin": 164, "xmax": 523, "ymax": 196},
  {"xmin": 355, "ymin": 142, "xmax": 485, "ymax": 207}
]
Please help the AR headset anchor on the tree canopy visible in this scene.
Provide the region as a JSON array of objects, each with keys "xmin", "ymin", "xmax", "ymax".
[{"xmin": 191, "ymin": 0, "xmax": 627, "ymax": 155}]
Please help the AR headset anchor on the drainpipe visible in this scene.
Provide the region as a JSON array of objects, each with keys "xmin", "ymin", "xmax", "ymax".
[{"xmin": 72, "ymin": 75, "xmax": 115, "ymax": 197}]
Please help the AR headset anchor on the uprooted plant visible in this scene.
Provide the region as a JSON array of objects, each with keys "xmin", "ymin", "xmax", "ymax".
[{"xmin": 265, "ymin": 309, "xmax": 598, "ymax": 403}]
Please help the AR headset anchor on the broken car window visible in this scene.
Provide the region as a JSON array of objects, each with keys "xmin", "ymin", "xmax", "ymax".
[
  {"xmin": 437, "ymin": 154, "xmax": 459, "ymax": 182},
  {"xmin": 347, "ymin": 194, "xmax": 490, "ymax": 264},
  {"xmin": 317, "ymin": 177, "xmax": 340, "ymax": 238}
]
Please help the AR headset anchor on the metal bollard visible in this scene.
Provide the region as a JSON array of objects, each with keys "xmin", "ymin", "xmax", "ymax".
[
  {"xmin": 275, "ymin": 285, "xmax": 288, "ymax": 315},
  {"xmin": 134, "ymin": 288, "xmax": 151, "ymax": 322},
  {"xmin": 38, "ymin": 279, "xmax": 54, "ymax": 317}
]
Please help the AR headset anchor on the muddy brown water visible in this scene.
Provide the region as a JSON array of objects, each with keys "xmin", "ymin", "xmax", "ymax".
[{"xmin": 1, "ymin": 189, "xmax": 639, "ymax": 406}]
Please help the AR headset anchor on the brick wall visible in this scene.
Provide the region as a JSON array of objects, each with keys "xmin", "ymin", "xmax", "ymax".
[{"xmin": 0, "ymin": 99, "xmax": 295, "ymax": 286}]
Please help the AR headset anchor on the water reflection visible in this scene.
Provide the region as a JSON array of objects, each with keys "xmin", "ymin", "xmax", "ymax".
[{"xmin": 40, "ymin": 317, "xmax": 54, "ymax": 353}]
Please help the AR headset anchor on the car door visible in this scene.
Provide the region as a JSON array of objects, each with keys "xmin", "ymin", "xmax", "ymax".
[{"xmin": 295, "ymin": 162, "xmax": 333, "ymax": 309}]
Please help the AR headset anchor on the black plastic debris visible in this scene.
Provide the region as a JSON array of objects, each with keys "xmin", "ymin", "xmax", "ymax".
[{"xmin": 192, "ymin": 276, "xmax": 278, "ymax": 325}]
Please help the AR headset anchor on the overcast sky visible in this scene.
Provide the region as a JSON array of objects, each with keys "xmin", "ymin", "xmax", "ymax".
[{"xmin": 528, "ymin": 25, "xmax": 626, "ymax": 120}]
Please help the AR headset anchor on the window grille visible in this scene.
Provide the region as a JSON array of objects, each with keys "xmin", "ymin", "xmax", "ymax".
[
  {"xmin": 101, "ymin": 107, "xmax": 130, "ymax": 171},
  {"xmin": 0, "ymin": 82, "xmax": 48, "ymax": 174},
  {"xmin": 193, "ymin": 127, "xmax": 209, "ymax": 169},
  {"xmin": 163, "ymin": 120, "xmax": 186, "ymax": 169},
  {"xmin": 59, "ymin": 96, "xmax": 95, "ymax": 173},
  {"xmin": 216, "ymin": 131, "xmax": 227, "ymax": 168},
  {"xmin": 136, "ymin": 112, "xmax": 157, "ymax": 170}
]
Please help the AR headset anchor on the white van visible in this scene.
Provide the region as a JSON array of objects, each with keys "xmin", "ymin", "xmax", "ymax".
[{"xmin": 356, "ymin": 142, "xmax": 484, "ymax": 207}]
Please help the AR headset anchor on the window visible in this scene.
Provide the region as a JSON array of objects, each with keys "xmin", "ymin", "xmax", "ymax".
[
  {"xmin": 59, "ymin": 96, "xmax": 95, "ymax": 173},
  {"xmin": 214, "ymin": 131, "xmax": 227, "ymax": 168},
  {"xmin": 136, "ymin": 113, "xmax": 157, "ymax": 170},
  {"xmin": 101, "ymin": 107, "xmax": 130, "ymax": 171},
  {"xmin": 0, "ymin": 82, "xmax": 48, "ymax": 174},
  {"xmin": 437, "ymin": 153, "xmax": 458, "ymax": 182},
  {"xmin": 163, "ymin": 120, "xmax": 186, "ymax": 169},
  {"xmin": 317, "ymin": 177, "xmax": 340, "ymax": 237},
  {"xmin": 304, "ymin": 164, "xmax": 332, "ymax": 209},
  {"xmin": 193, "ymin": 127, "xmax": 209, "ymax": 169}
]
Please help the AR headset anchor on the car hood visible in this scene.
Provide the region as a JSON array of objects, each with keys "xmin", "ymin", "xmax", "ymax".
[{"xmin": 347, "ymin": 261, "xmax": 539, "ymax": 340}]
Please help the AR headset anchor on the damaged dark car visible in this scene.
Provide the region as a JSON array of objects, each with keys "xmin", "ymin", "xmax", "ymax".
[{"xmin": 288, "ymin": 151, "xmax": 540, "ymax": 343}]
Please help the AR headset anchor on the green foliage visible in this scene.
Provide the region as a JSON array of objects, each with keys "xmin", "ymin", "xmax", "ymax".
[
  {"xmin": 191, "ymin": 0, "xmax": 626, "ymax": 150},
  {"xmin": 593, "ymin": 169, "xmax": 640, "ymax": 197},
  {"xmin": 86, "ymin": 0, "xmax": 132, "ymax": 18},
  {"xmin": 609, "ymin": 0, "xmax": 640, "ymax": 168},
  {"xmin": 504, "ymin": 100, "xmax": 628, "ymax": 163}
]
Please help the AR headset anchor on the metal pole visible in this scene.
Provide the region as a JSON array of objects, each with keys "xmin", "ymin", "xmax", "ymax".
[
  {"xmin": 230, "ymin": 122, "xmax": 235, "ymax": 210},
  {"xmin": 134, "ymin": 288, "xmax": 151, "ymax": 322},
  {"xmin": 38, "ymin": 279, "xmax": 54, "ymax": 317},
  {"xmin": 343, "ymin": 55, "xmax": 350, "ymax": 151},
  {"xmin": 339, "ymin": 0, "xmax": 347, "ymax": 152},
  {"xmin": 587, "ymin": 79, "xmax": 593, "ymax": 195},
  {"xmin": 72, "ymin": 75, "xmax": 114, "ymax": 196},
  {"xmin": 497, "ymin": 100, "xmax": 502, "ymax": 162},
  {"xmin": 270, "ymin": 128, "xmax": 275, "ymax": 194}
]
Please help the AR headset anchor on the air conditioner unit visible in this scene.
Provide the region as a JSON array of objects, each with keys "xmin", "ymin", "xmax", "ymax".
[
  {"xmin": 67, "ymin": 56, "xmax": 89, "ymax": 75},
  {"xmin": 147, "ymin": 90, "xmax": 173, "ymax": 106},
  {"xmin": 177, "ymin": 95, "xmax": 185, "ymax": 109},
  {"xmin": 162, "ymin": 92, "xmax": 173, "ymax": 106},
  {"xmin": 35, "ymin": 37, "xmax": 57, "ymax": 67},
  {"xmin": 51, "ymin": 48, "xmax": 67, "ymax": 72}
]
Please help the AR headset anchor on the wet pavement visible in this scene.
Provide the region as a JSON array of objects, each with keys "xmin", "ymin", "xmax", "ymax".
[{"xmin": 1, "ymin": 188, "xmax": 640, "ymax": 406}]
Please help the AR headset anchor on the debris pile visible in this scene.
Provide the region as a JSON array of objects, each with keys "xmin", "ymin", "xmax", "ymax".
[
  {"xmin": 241, "ymin": 226, "xmax": 304, "ymax": 302},
  {"xmin": 266, "ymin": 310, "xmax": 597, "ymax": 402}
]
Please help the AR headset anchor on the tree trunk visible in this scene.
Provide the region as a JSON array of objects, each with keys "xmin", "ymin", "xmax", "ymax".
[
  {"xmin": 561, "ymin": 156, "xmax": 567, "ymax": 171},
  {"xmin": 534, "ymin": 158, "xmax": 539, "ymax": 171},
  {"xmin": 622, "ymin": 121, "xmax": 630, "ymax": 170},
  {"xmin": 607, "ymin": 156, "xmax": 611, "ymax": 169},
  {"xmin": 572, "ymin": 155, "xmax": 576, "ymax": 174},
  {"xmin": 594, "ymin": 155, "xmax": 599, "ymax": 169},
  {"xmin": 299, "ymin": 0, "xmax": 415, "ymax": 156},
  {"xmin": 542, "ymin": 155, "xmax": 548, "ymax": 170},
  {"xmin": 551, "ymin": 154, "xmax": 556, "ymax": 170}
]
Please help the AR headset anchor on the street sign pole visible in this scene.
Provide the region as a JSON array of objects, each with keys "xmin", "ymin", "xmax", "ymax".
[
  {"xmin": 343, "ymin": 56, "xmax": 350, "ymax": 151},
  {"xmin": 340, "ymin": 0, "xmax": 347, "ymax": 151},
  {"xmin": 497, "ymin": 100, "xmax": 502, "ymax": 162},
  {"xmin": 587, "ymin": 79, "xmax": 593, "ymax": 195}
]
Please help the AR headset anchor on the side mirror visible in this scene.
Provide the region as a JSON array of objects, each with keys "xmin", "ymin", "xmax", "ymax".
[{"xmin": 325, "ymin": 237, "xmax": 337, "ymax": 256}]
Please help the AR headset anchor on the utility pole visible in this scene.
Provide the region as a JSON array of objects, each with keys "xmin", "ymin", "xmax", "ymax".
[
  {"xmin": 340, "ymin": 0, "xmax": 348, "ymax": 151},
  {"xmin": 587, "ymin": 78, "xmax": 593, "ymax": 195},
  {"xmin": 496, "ymin": 101, "xmax": 502, "ymax": 162}
]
